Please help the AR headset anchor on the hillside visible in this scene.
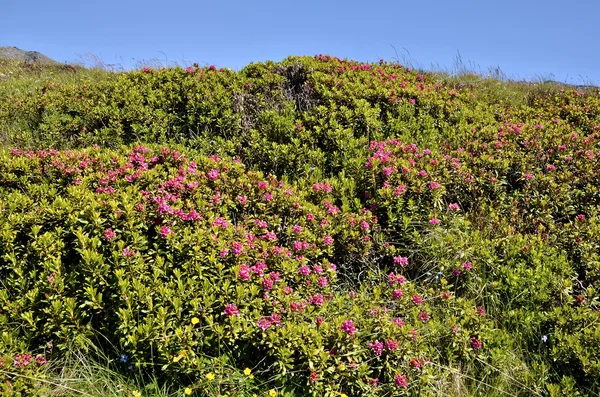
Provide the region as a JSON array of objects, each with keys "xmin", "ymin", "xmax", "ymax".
[
  {"xmin": 0, "ymin": 46, "xmax": 58, "ymax": 65},
  {"xmin": 0, "ymin": 56, "xmax": 599, "ymax": 396}
]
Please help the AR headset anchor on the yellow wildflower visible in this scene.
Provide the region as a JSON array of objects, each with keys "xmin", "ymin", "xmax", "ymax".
[
  {"xmin": 206, "ymin": 372, "xmax": 215, "ymax": 380},
  {"xmin": 184, "ymin": 387, "xmax": 193, "ymax": 395},
  {"xmin": 244, "ymin": 367, "xmax": 252, "ymax": 376},
  {"xmin": 132, "ymin": 392, "xmax": 141, "ymax": 397},
  {"xmin": 268, "ymin": 389, "xmax": 277, "ymax": 396},
  {"xmin": 191, "ymin": 317, "xmax": 200, "ymax": 325}
]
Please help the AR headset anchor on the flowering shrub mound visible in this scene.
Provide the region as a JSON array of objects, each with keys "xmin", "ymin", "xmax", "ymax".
[
  {"xmin": 2, "ymin": 56, "xmax": 600, "ymax": 395},
  {"xmin": 364, "ymin": 135, "xmax": 600, "ymax": 393},
  {"xmin": 0, "ymin": 145, "xmax": 497, "ymax": 395}
]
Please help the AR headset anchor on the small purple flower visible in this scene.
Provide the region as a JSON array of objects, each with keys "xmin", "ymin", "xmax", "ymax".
[{"xmin": 341, "ymin": 320, "xmax": 356, "ymax": 336}]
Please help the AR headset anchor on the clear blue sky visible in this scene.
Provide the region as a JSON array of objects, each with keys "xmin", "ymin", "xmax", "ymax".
[{"xmin": 2, "ymin": 0, "xmax": 599, "ymax": 85}]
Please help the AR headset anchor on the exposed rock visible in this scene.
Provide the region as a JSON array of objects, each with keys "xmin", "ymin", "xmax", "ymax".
[{"xmin": 0, "ymin": 46, "xmax": 58, "ymax": 65}]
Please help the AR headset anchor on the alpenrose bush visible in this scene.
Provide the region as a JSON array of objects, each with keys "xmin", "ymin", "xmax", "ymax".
[
  {"xmin": 364, "ymin": 136, "xmax": 600, "ymax": 391},
  {"xmin": 0, "ymin": 350, "xmax": 49, "ymax": 395},
  {"xmin": 0, "ymin": 145, "xmax": 495, "ymax": 395}
]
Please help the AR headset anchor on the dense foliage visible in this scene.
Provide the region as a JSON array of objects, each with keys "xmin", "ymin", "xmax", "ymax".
[{"xmin": 0, "ymin": 56, "xmax": 599, "ymax": 396}]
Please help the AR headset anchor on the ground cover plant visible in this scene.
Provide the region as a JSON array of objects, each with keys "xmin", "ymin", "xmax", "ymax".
[{"xmin": 0, "ymin": 56, "xmax": 599, "ymax": 396}]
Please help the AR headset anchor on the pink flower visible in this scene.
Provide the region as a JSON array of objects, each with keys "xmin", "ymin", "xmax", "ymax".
[
  {"xmin": 318, "ymin": 277, "xmax": 329, "ymax": 288},
  {"xmin": 341, "ymin": 320, "xmax": 356, "ymax": 336},
  {"xmin": 470, "ymin": 337, "xmax": 483, "ymax": 350},
  {"xmin": 393, "ymin": 256, "xmax": 408, "ymax": 266},
  {"xmin": 103, "ymin": 228, "xmax": 116, "ymax": 240},
  {"xmin": 212, "ymin": 217, "xmax": 228, "ymax": 228},
  {"xmin": 429, "ymin": 181, "xmax": 441, "ymax": 190},
  {"xmin": 323, "ymin": 235, "xmax": 334, "ymax": 245},
  {"xmin": 577, "ymin": 214, "xmax": 586, "ymax": 221},
  {"xmin": 207, "ymin": 169, "xmax": 220, "ymax": 180},
  {"xmin": 254, "ymin": 219, "xmax": 267, "ymax": 229},
  {"xmin": 368, "ymin": 340, "xmax": 384, "ymax": 356},
  {"xmin": 224, "ymin": 304, "xmax": 240, "ymax": 317},
  {"xmin": 122, "ymin": 247, "xmax": 135, "ymax": 257},
  {"xmin": 389, "ymin": 272, "xmax": 406, "ymax": 285},
  {"xmin": 13, "ymin": 353, "xmax": 32, "ymax": 369},
  {"xmin": 462, "ymin": 262, "xmax": 473, "ymax": 270},
  {"xmin": 393, "ymin": 317, "xmax": 405, "ymax": 328},
  {"xmin": 263, "ymin": 231, "xmax": 278, "ymax": 241},
  {"xmin": 419, "ymin": 311, "xmax": 429, "ymax": 322},
  {"xmin": 35, "ymin": 355, "xmax": 47, "ymax": 365},
  {"xmin": 412, "ymin": 295, "xmax": 423, "ymax": 305},
  {"xmin": 283, "ymin": 286, "xmax": 293, "ymax": 295},
  {"xmin": 290, "ymin": 300, "xmax": 307, "ymax": 312},
  {"xmin": 410, "ymin": 357, "xmax": 421, "ymax": 369},
  {"xmin": 232, "ymin": 242, "xmax": 244, "ymax": 255},
  {"xmin": 395, "ymin": 374, "xmax": 408, "ymax": 388},
  {"xmin": 524, "ymin": 173, "xmax": 534, "ymax": 180},
  {"xmin": 262, "ymin": 277, "xmax": 274, "ymax": 291},
  {"xmin": 385, "ymin": 339, "xmax": 398, "ymax": 351},
  {"xmin": 392, "ymin": 289, "xmax": 404, "ymax": 300},
  {"xmin": 448, "ymin": 203, "xmax": 459, "ymax": 211},
  {"xmin": 360, "ymin": 220, "xmax": 370, "ymax": 230},
  {"xmin": 309, "ymin": 370, "xmax": 319, "ymax": 383},
  {"xmin": 263, "ymin": 192, "xmax": 273, "ymax": 201},
  {"xmin": 476, "ymin": 306, "xmax": 486, "ymax": 316},
  {"xmin": 394, "ymin": 185, "xmax": 406, "ymax": 196},
  {"xmin": 293, "ymin": 240, "xmax": 309, "ymax": 251},
  {"xmin": 292, "ymin": 225, "xmax": 303, "ymax": 233},
  {"xmin": 251, "ymin": 262, "xmax": 267, "ymax": 275},
  {"xmin": 309, "ymin": 294, "xmax": 324, "ymax": 306},
  {"xmin": 257, "ymin": 316, "xmax": 271, "ymax": 331},
  {"xmin": 298, "ymin": 265, "xmax": 311, "ymax": 276},
  {"xmin": 237, "ymin": 195, "xmax": 248, "ymax": 204},
  {"xmin": 238, "ymin": 265, "xmax": 251, "ymax": 280},
  {"xmin": 546, "ymin": 164, "xmax": 556, "ymax": 171},
  {"xmin": 429, "ymin": 218, "xmax": 440, "ymax": 225},
  {"xmin": 160, "ymin": 225, "xmax": 172, "ymax": 238}
]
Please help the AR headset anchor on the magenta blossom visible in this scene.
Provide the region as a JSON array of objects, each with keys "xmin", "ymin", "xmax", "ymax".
[
  {"xmin": 368, "ymin": 340, "xmax": 384, "ymax": 356},
  {"xmin": 160, "ymin": 225, "xmax": 172, "ymax": 238},
  {"xmin": 341, "ymin": 320, "xmax": 357, "ymax": 336},
  {"xmin": 257, "ymin": 316, "xmax": 271, "ymax": 331},
  {"xmin": 395, "ymin": 374, "xmax": 408, "ymax": 388},
  {"xmin": 207, "ymin": 169, "xmax": 220, "ymax": 180},
  {"xmin": 103, "ymin": 228, "xmax": 116, "ymax": 240},
  {"xmin": 224, "ymin": 304, "xmax": 240, "ymax": 317},
  {"xmin": 393, "ymin": 256, "xmax": 408, "ymax": 266},
  {"xmin": 448, "ymin": 203, "xmax": 459, "ymax": 211}
]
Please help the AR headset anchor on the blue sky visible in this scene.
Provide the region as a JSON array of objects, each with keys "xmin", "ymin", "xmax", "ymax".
[{"xmin": 2, "ymin": 0, "xmax": 599, "ymax": 85}]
